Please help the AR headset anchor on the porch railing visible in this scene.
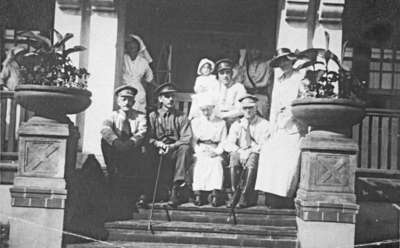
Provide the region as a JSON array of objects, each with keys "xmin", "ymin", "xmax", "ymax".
[
  {"xmin": 0, "ymin": 91, "xmax": 32, "ymax": 161},
  {"xmin": 353, "ymin": 108, "xmax": 400, "ymax": 174},
  {"xmin": 1, "ymin": 91, "xmax": 399, "ymax": 175}
]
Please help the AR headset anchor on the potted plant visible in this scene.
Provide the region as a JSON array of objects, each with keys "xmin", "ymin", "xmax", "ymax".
[
  {"xmin": 291, "ymin": 32, "xmax": 367, "ymax": 137},
  {"xmin": 11, "ymin": 30, "xmax": 92, "ymax": 123}
]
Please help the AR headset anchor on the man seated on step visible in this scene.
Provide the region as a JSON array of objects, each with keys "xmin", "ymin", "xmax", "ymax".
[
  {"xmin": 223, "ymin": 94, "xmax": 270, "ymax": 208},
  {"xmin": 100, "ymin": 85, "xmax": 147, "ymax": 220},
  {"xmin": 148, "ymin": 83, "xmax": 194, "ymax": 207}
]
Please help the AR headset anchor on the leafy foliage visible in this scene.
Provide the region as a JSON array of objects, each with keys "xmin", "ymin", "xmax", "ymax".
[
  {"xmin": 13, "ymin": 30, "xmax": 89, "ymax": 89},
  {"xmin": 295, "ymin": 32, "xmax": 367, "ymax": 99}
]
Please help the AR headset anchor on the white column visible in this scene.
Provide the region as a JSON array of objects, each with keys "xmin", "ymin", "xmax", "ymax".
[
  {"xmin": 54, "ymin": 2, "xmax": 82, "ymax": 65},
  {"xmin": 275, "ymin": 0, "xmax": 311, "ymax": 51},
  {"xmin": 82, "ymin": 11, "xmax": 118, "ymax": 155},
  {"xmin": 54, "ymin": 1, "xmax": 124, "ymax": 157}
]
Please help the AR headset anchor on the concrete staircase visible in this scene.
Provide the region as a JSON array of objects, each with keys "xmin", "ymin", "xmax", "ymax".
[{"xmin": 68, "ymin": 203, "xmax": 298, "ymax": 248}]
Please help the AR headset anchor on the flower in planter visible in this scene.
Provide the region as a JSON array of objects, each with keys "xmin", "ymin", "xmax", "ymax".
[
  {"xmin": 10, "ymin": 30, "xmax": 89, "ymax": 89},
  {"xmin": 295, "ymin": 31, "xmax": 367, "ymax": 99}
]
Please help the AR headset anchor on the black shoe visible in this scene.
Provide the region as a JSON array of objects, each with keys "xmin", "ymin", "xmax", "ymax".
[
  {"xmin": 194, "ymin": 194, "xmax": 203, "ymax": 206},
  {"xmin": 210, "ymin": 190, "xmax": 223, "ymax": 207},
  {"xmin": 237, "ymin": 193, "xmax": 256, "ymax": 209},
  {"xmin": 136, "ymin": 199, "xmax": 149, "ymax": 209},
  {"xmin": 168, "ymin": 183, "xmax": 186, "ymax": 208},
  {"xmin": 211, "ymin": 196, "xmax": 220, "ymax": 207},
  {"xmin": 226, "ymin": 199, "xmax": 233, "ymax": 208}
]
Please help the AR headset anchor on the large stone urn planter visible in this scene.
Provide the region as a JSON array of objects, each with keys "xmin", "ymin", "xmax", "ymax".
[
  {"xmin": 14, "ymin": 84, "xmax": 92, "ymax": 123},
  {"xmin": 10, "ymin": 85, "xmax": 92, "ymax": 248},
  {"xmin": 291, "ymin": 98, "xmax": 366, "ymax": 136}
]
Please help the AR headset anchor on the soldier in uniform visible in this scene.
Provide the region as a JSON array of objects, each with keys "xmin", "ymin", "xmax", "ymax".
[
  {"xmin": 148, "ymin": 83, "xmax": 193, "ymax": 207},
  {"xmin": 224, "ymin": 94, "xmax": 270, "ymax": 208},
  {"xmin": 100, "ymin": 85, "xmax": 147, "ymax": 219},
  {"xmin": 214, "ymin": 58, "xmax": 247, "ymax": 127}
]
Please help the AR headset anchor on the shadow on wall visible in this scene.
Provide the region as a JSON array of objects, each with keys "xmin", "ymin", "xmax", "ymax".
[{"xmin": 63, "ymin": 154, "xmax": 109, "ymax": 244}]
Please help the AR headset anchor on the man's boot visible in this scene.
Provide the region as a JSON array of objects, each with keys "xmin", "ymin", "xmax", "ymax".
[
  {"xmin": 168, "ymin": 181, "xmax": 188, "ymax": 208},
  {"xmin": 226, "ymin": 166, "xmax": 242, "ymax": 208},
  {"xmin": 136, "ymin": 194, "xmax": 149, "ymax": 209},
  {"xmin": 194, "ymin": 191, "xmax": 205, "ymax": 206},
  {"xmin": 237, "ymin": 167, "xmax": 258, "ymax": 209},
  {"xmin": 210, "ymin": 190, "xmax": 224, "ymax": 207}
]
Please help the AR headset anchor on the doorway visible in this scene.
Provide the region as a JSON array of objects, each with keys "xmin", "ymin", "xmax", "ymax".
[{"xmin": 125, "ymin": 0, "xmax": 279, "ymax": 91}]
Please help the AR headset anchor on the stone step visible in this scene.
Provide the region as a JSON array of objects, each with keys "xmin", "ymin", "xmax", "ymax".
[
  {"xmin": 150, "ymin": 202, "xmax": 296, "ymax": 215},
  {"xmin": 135, "ymin": 210, "xmax": 296, "ymax": 226},
  {"xmin": 67, "ymin": 241, "xmax": 265, "ymax": 248},
  {"xmin": 106, "ymin": 220, "xmax": 297, "ymax": 237},
  {"xmin": 107, "ymin": 228, "xmax": 297, "ymax": 247},
  {"xmin": 135, "ymin": 203, "xmax": 296, "ymax": 226}
]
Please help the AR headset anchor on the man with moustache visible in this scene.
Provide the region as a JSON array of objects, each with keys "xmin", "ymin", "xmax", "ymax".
[
  {"xmin": 148, "ymin": 83, "xmax": 193, "ymax": 207},
  {"xmin": 101, "ymin": 85, "xmax": 147, "ymax": 219}
]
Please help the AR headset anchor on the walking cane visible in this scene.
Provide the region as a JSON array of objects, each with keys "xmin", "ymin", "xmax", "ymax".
[
  {"xmin": 227, "ymin": 188, "xmax": 240, "ymax": 225},
  {"xmin": 147, "ymin": 154, "xmax": 164, "ymax": 234}
]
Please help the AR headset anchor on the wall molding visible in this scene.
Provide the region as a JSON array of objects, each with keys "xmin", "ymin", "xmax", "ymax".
[
  {"xmin": 318, "ymin": 0, "xmax": 345, "ymax": 25},
  {"xmin": 285, "ymin": 0, "xmax": 310, "ymax": 23}
]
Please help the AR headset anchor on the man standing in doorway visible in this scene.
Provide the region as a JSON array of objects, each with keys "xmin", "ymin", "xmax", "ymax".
[
  {"xmin": 234, "ymin": 48, "xmax": 274, "ymax": 119},
  {"xmin": 148, "ymin": 83, "xmax": 193, "ymax": 207},
  {"xmin": 224, "ymin": 94, "xmax": 270, "ymax": 208}
]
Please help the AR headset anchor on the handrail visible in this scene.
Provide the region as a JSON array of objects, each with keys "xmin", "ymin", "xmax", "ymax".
[{"xmin": 365, "ymin": 108, "xmax": 400, "ymax": 116}]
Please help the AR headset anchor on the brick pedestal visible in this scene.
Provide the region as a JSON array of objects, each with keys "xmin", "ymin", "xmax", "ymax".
[
  {"xmin": 9, "ymin": 117, "xmax": 79, "ymax": 248},
  {"xmin": 296, "ymin": 132, "xmax": 359, "ymax": 248}
]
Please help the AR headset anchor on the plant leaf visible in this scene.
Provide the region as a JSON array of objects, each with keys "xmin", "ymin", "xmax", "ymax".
[
  {"xmin": 294, "ymin": 60, "xmax": 324, "ymax": 70},
  {"xmin": 63, "ymin": 45, "xmax": 86, "ymax": 57},
  {"xmin": 19, "ymin": 31, "xmax": 52, "ymax": 50},
  {"xmin": 55, "ymin": 33, "xmax": 74, "ymax": 51},
  {"xmin": 324, "ymin": 31, "xmax": 330, "ymax": 50},
  {"xmin": 296, "ymin": 48, "xmax": 326, "ymax": 61},
  {"xmin": 54, "ymin": 29, "xmax": 63, "ymax": 43}
]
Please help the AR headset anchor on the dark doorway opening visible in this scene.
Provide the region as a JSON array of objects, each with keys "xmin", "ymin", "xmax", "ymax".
[{"xmin": 126, "ymin": 0, "xmax": 279, "ymax": 91}]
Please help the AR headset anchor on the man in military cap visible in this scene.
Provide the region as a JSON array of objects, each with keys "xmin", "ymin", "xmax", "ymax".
[
  {"xmin": 148, "ymin": 83, "xmax": 193, "ymax": 207},
  {"xmin": 215, "ymin": 58, "xmax": 247, "ymax": 127},
  {"xmin": 224, "ymin": 94, "xmax": 270, "ymax": 208},
  {"xmin": 101, "ymin": 85, "xmax": 147, "ymax": 219}
]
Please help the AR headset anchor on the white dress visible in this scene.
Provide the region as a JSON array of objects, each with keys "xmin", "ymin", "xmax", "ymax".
[
  {"xmin": 122, "ymin": 54, "xmax": 154, "ymax": 113},
  {"xmin": 255, "ymin": 69, "xmax": 306, "ymax": 197},
  {"xmin": 191, "ymin": 115, "xmax": 227, "ymax": 191}
]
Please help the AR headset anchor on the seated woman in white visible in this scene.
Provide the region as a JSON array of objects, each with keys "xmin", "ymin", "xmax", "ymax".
[{"xmin": 191, "ymin": 94, "xmax": 227, "ymax": 206}]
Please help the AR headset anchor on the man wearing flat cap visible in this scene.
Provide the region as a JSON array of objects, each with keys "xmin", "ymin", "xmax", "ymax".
[
  {"xmin": 101, "ymin": 85, "xmax": 147, "ymax": 219},
  {"xmin": 215, "ymin": 58, "xmax": 247, "ymax": 127},
  {"xmin": 148, "ymin": 83, "xmax": 193, "ymax": 207},
  {"xmin": 224, "ymin": 94, "xmax": 270, "ymax": 208}
]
